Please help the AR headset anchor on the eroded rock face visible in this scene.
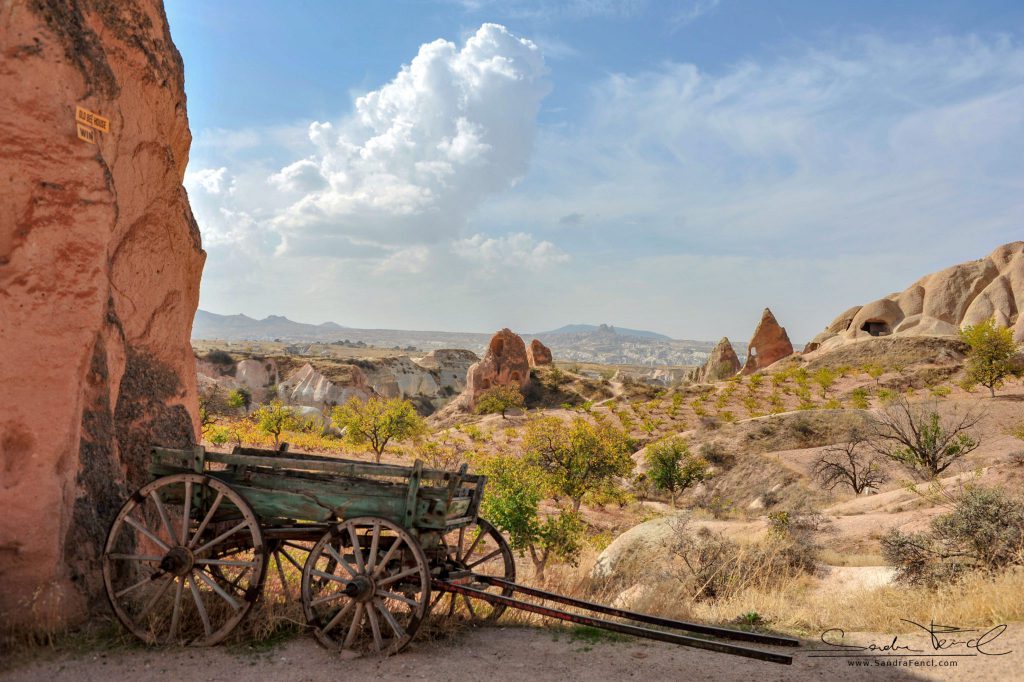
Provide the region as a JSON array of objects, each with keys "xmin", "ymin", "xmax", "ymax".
[
  {"xmin": 808, "ymin": 242, "xmax": 1024, "ymax": 354},
  {"xmin": 690, "ymin": 337, "xmax": 741, "ymax": 383},
  {"xmin": 277, "ymin": 363, "xmax": 373, "ymax": 409},
  {"xmin": 526, "ymin": 338, "xmax": 553, "ymax": 367},
  {"xmin": 741, "ymin": 309, "xmax": 794, "ymax": 374},
  {"xmin": 0, "ymin": 1, "xmax": 204, "ymax": 630},
  {"xmin": 465, "ymin": 329, "xmax": 531, "ymax": 400}
]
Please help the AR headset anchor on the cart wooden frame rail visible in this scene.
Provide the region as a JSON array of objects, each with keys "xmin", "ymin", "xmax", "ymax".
[{"xmin": 101, "ymin": 444, "xmax": 797, "ymax": 664}]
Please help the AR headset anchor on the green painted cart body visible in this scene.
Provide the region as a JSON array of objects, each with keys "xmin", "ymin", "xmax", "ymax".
[{"xmin": 148, "ymin": 445, "xmax": 485, "ymax": 533}]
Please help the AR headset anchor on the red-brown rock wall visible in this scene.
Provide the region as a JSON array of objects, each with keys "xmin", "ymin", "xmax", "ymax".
[{"xmin": 0, "ymin": 0, "xmax": 204, "ymax": 631}]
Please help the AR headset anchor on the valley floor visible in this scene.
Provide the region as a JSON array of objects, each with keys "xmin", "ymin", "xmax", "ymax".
[{"xmin": 4, "ymin": 623, "xmax": 1023, "ymax": 682}]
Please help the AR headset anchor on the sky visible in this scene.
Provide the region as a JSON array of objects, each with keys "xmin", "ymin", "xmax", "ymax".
[{"xmin": 165, "ymin": 0, "xmax": 1024, "ymax": 342}]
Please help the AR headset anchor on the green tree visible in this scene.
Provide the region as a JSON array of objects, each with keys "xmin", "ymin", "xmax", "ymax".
[
  {"xmin": 960, "ymin": 318, "xmax": 1021, "ymax": 398},
  {"xmin": 644, "ymin": 438, "xmax": 710, "ymax": 507},
  {"xmin": 331, "ymin": 396, "xmax": 426, "ymax": 463},
  {"xmin": 523, "ymin": 415, "xmax": 633, "ymax": 512},
  {"xmin": 871, "ymin": 397, "xmax": 982, "ymax": 479},
  {"xmin": 227, "ymin": 388, "xmax": 252, "ymax": 411},
  {"xmin": 475, "ymin": 384, "xmax": 525, "ymax": 419},
  {"xmin": 812, "ymin": 368, "xmax": 838, "ymax": 399},
  {"xmin": 478, "ymin": 454, "xmax": 585, "ymax": 582},
  {"xmin": 252, "ymin": 400, "xmax": 299, "ymax": 447}
]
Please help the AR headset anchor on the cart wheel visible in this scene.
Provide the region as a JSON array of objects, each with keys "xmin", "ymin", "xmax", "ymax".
[
  {"xmin": 264, "ymin": 539, "xmax": 316, "ymax": 603},
  {"xmin": 431, "ymin": 518, "xmax": 515, "ymax": 623},
  {"xmin": 102, "ymin": 473, "xmax": 266, "ymax": 645},
  {"xmin": 302, "ymin": 517, "xmax": 430, "ymax": 656}
]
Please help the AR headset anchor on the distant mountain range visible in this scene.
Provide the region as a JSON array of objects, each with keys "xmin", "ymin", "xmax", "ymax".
[
  {"xmin": 192, "ymin": 310, "xmax": 744, "ymax": 367},
  {"xmin": 534, "ymin": 323, "xmax": 673, "ymax": 341}
]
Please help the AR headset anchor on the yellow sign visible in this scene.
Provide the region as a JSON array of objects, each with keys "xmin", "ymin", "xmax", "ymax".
[
  {"xmin": 76, "ymin": 123, "xmax": 97, "ymax": 145},
  {"xmin": 75, "ymin": 106, "xmax": 110, "ymax": 133}
]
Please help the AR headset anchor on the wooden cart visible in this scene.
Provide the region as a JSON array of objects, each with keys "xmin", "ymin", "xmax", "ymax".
[{"xmin": 103, "ymin": 445, "xmax": 798, "ymax": 663}]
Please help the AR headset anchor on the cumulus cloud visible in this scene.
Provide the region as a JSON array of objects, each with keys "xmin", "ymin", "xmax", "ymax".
[
  {"xmin": 185, "ymin": 166, "xmax": 232, "ymax": 195},
  {"xmin": 453, "ymin": 232, "xmax": 569, "ymax": 272},
  {"xmin": 269, "ymin": 23, "xmax": 550, "ymax": 253}
]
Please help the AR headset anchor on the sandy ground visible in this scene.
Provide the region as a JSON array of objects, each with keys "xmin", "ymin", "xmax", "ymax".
[{"xmin": 4, "ymin": 624, "xmax": 1023, "ymax": 682}]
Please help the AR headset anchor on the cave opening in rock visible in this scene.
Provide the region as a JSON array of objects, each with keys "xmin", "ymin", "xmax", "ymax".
[{"xmin": 861, "ymin": 320, "xmax": 891, "ymax": 336}]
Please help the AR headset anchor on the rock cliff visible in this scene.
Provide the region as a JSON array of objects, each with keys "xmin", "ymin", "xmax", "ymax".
[
  {"xmin": 807, "ymin": 242, "xmax": 1024, "ymax": 353},
  {"xmin": 690, "ymin": 337, "xmax": 742, "ymax": 383},
  {"xmin": 741, "ymin": 309, "xmax": 794, "ymax": 374},
  {"xmin": 0, "ymin": 1, "xmax": 204, "ymax": 631}
]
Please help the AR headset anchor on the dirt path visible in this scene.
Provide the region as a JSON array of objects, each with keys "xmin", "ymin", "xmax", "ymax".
[{"xmin": 4, "ymin": 624, "xmax": 1022, "ymax": 682}]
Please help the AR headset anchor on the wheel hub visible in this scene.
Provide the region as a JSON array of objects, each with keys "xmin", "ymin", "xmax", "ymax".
[
  {"xmin": 343, "ymin": 575, "xmax": 376, "ymax": 602},
  {"xmin": 159, "ymin": 546, "xmax": 194, "ymax": 577}
]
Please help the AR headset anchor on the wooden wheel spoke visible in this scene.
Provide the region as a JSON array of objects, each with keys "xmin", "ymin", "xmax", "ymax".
[
  {"xmin": 377, "ymin": 589, "xmax": 419, "ymax": 607},
  {"xmin": 376, "ymin": 566, "xmax": 421, "ymax": 588},
  {"xmin": 343, "ymin": 603, "xmax": 364, "ymax": 649},
  {"xmin": 193, "ymin": 520, "xmax": 249, "ymax": 557},
  {"xmin": 180, "ymin": 481, "xmax": 193, "ymax": 546},
  {"xmin": 279, "ymin": 548, "xmax": 305, "ymax": 572},
  {"xmin": 375, "ymin": 599, "xmax": 407, "ymax": 640},
  {"xmin": 311, "ymin": 590, "xmax": 351, "ymax": 608},
  {"xmin": 311, "ymin": 568, "xmax": 351, "ymax": 585},
  {"xmin": 193, "ymin": 570, "xmax": 242, "ymax": 612},
  {"xmin": 467, "ymin": 548, "xmax": 502, "ymax": 570},
  {"xmin": 193, "ymin": 558, "xmax": 260, "ymax": 568},
  {"xmin": 124, "ymin": 515, "xmax": 170, "ymax": 552},
  {"xmin": 320, "ymin": 599, "xmax": 355, "ymax": 634},
  {"xmin": 347, "ymin": 526, "xmax": 366, "ymax": 573},
  {"xmin": 455, "ymin": 527, "xmax": 466, "ymax": 562},
  {"xmin": 108, "ymin": 553, "xmax": 163, "ymax": 562},
  {"xmin": 135, "ymin": 574, "xmax": 174, "ymax": 620},
  {"xmin": 366, "ymin": 601, "xmax": 384, "ymax": 651},
  {"xmin": 463, "ymin": 594, "xmax": 477, "ymax": 619},
  {"xmin": 188, "ymin": 575, "xmax": 213, "ymax": 637},
  {"xmin": 188, "ymin": 490, "xmax": 224, "ymax": 549},
  {"xmin": 324, "ymin": 544, "xmax": 358, "ymax": 579},
  {"xmin": 366, "ymin": 522, "xmax": 381, "ymax": 574},
  {"xmin": 149, "ymin": 490, "xmax": 178, "ymax": 546},
  {"xmin": 371, "ymin": 536, "xmax": 404, "ymax": 579},
  {"xmin": 274, "ymin": 551, "xmax": 291, "ymax": 601},
  {"xmin": 169, "ymin": 578, "xmax": 185, "ymax": 642},
  {"xmin": 463, "ymin": 530, "xmax": 485, "ymax": 560},
  {"xmin": 115, "ymin": 572, "xmax": 164, "ymax": 599}
]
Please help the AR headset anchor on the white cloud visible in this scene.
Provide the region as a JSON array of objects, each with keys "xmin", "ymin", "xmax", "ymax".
[
  {"xmin": 184, "ymin": 166, "xmax": 232, "ymax": 195},
  {"xmin": 453, "ymin": 232, "xmax": 569, "ymax": 272},
  {"xmin": 269, "ymin": 23, "xmax": 550, "ymax": 253},
  {"xmin": 670, "ymin": 0, "xmax": 721, "ymax": 30},
  {"xmin": 374, "ymin": 246, "xmax": 432, "ymax": 274}
]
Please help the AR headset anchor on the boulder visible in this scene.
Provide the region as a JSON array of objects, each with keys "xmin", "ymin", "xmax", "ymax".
[
  {"xmin": 0, "ymin": 1, "xmax": 204, "ymax": 630},
  {"xmin": 690, "ymin": 337, "xmax": 741, "ymax": 382},
  {"xmin": 464, "ymin": 329, "xmax": 531, "ymax": 402},
  {"xmin": 741, "ymin": 309, "xmax": 794, "ymax": 374},
  {"xmin": 278, "ymin": 363, "xmax": 373, "ymax": 409},
  {"xmin": 592, "ymin": 514, "xmax": 682, "ymax": 580},
  {"xmin": 526, "ymin": 339, "xmax": 553, "ymax": 367},
  {"xmin": 806, "ymin": 242, "xmax": 1024, "ymax": 353}
]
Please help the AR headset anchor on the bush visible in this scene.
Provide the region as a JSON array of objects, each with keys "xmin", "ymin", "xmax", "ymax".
[
  {"xmin": 204, "ymin": 349, "xmax": 234, "ymax": 365},
  {"xmin": 698, "ymin": 441, "xmax": 735, "ymax": 469},
  {"xmin": 881, "ymin": 486, "xmax": 1024, "ymax": 585},
  {"xmin": 663, "ymin": 517, "xmax": 817, "ymax": 601}
]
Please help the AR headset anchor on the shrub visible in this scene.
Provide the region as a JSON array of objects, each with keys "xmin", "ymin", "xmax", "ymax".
[
  {"xmin": 645, "ymin": 438, "xmax": 711, "ymax": 507},
  {"xmin": 475, "ymin": 384, "xmax": 525, "ymax": 418},
  {"xmin": 204, "ymin": 349, "xmax": 234, "ymax": 365},
  {"xmin": 882, "ymin": 486, "xmax": 1024, "ymax": 585},
  {"xmin": 663, "ymin": 517, "xmax": 817, "ymax": 601},
  {"xmin": 850, "ymin": 387, "xmax": 870, "ymax": 409},
  {"xmin": 331, "ymin": 396, "xmax": 426, "ymax": 463},
  {"xmin": 523, "ymin": 415, "xmax": 633, "ymax": 512},
  {"xmin": 698, "ymin": 441, "xmax": 734, "ymax": 468},
  {"xmin": 871, "ymin": 397, "xmax": 982, "ymax": 479},
  {"xmin": 960, "ymin": 318, "xmax": 1022, "ymax": 397}
]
